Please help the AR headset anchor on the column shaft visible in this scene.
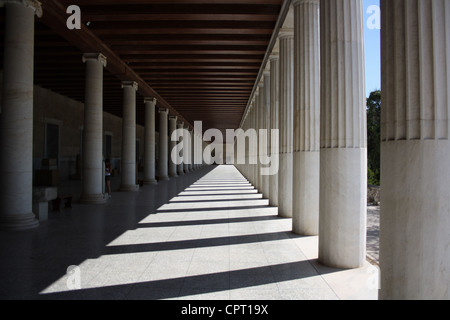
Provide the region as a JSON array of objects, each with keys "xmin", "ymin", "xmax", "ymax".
[
  {"xmin": 260, "ymin": 71, "xmax": 271, "ymax": 199},
  {"xmin": 177, "ymin": 121, "xmax": 185, "ymax": 176},
  {"xmin": 158, "ymin": 108, "xmax": 169, "ymax": 181},
  {"xmin": 319, "ymin": 0, "xmax": 367, "ymax": 269},
  {"xmin": 189, "ymin": 129, "xmax": 194, "ymax": 172},
  {"xmin": 183, "ymin": 125, "xmax": 191, "ymax": 174},
  {"xmin": 80, "ymin": 53, "xmax": 107, "ymax": 204},
  {"xmin": 143, "ymin": 98, "xmax": 157, "ymax": 185},
  {"xmin": 120, "ymin": 81, "xmax": 139, "ymax": 192},
  {"xmin": 292, "ymin": 0, "xmax": 320, "ymax": 236},
  {"xmin": 168, "ymin": 116, "xmax": 178, "ymax": 177},
  {"xmin": 278, "ymin": 30, "xmax": 294, "ymax": 218},
  {"xmin": 0, "ymin": 1, "xmax": 41, "ymax": 230},
  {"xmin": 380, "ymin": 0, "xmax": 450, "ymax": 300},
  {"xmin": 269, "ymin": 54, "xmax": 280, "ymax": 207}
]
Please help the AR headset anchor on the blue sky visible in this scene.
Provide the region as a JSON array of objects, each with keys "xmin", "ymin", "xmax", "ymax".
[{"xmin": 363, "ymin": 0, "xmax": 381, "ymax": 97}]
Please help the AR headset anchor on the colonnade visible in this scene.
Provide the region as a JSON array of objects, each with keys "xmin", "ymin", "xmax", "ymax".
[
  {"xmin": 1, "ymin": 0, "xmax": 449, "ymax": 300},
  {"xmin": 0, "ymin": 0, "xmax": 206, "ymax": 227},
  {"xmin": 236, "ymin": 0, "xmax": 450, "ymax": 300}
]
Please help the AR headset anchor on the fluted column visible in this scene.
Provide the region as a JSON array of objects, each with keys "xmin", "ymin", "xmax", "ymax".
[
  {"xmin": 168, "ymin": 116, "xmax": 178, "ymax": 178},
  {"xmin": 194, "ymin": 132, "xmax": 202, "ymax": 169},
  {"xmin": 379, "ymin": 0, "xmax": 450, "ymax": 300},
  {"xmin": 143, "ymin": 97, "xmax": 157, "ymax": 185},
  {"xmin": 0, "ymin": 0, "xmax": 42, "ymax": 230},
  {"xmin": 183, "ymin": 124, "xmax": 191, "ymax": 174},
  {"xmin": 278, "ymin": 29, "xmax": 294, "ymax": 218},
  {"xmin": 80, "ymin": 53, "xmax": 108, "ymax": 204},
  {"xmin": 189, "ymin": 128, "xmax": 194, "ymax": 172},
  {"xmin": 292, "ymin": 0, "xmax": 320, "ymax": 236},
  {"xmin": 158, "ymin": 108, "xmax": 169, "ymax": 181},
  {"xmin": 256, "ymin": 84, "xmax": 264, "ymax": 191},
  {"xmin": 269, "ymin": 53, "xmax": 280, "ymax": 207},
  {"xmin": 252, "ymin": 101, "xmax": 257, "ymax": 185},
  {"xmin": 177, "ymin": 121, "xmax": 185, "ymax": 176},
  {"xmin": 319, "ymin": 0, "xmax": 367, "ymax": 269},
  {"xmin": 260, "ymin": 69, "xmax": 271, "ymax": 199},
  {"xmin": 120, "ymin": 81, "xmax": 140, "ymax": 192}
]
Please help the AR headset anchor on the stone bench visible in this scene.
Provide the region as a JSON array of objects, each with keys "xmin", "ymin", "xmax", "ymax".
[
  {"xmin": 52, "ymin": 194, "xmax": 73, "ymax": 212},
  {"xmin": 32, "ymin": 187, "xmax": 58, "ymax": 222}
]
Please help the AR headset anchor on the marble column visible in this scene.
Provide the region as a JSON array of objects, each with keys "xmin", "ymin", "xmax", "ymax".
[
  {"xmin": 269, "ymin": 53, "xmax": 280, "ymax": 207},
  {"xmin": 250, "ymin": 99, "xmax": 257, "ymax": 187},
  {"xmin": 278, "ymin": 29, "xmax": 294, "ymax": 218},
  {"xmin": 194, "ymin": 133, "xmax": 201, "ymax": 169},
  {"xmin": 183, "ymin": 124, "xmax": 191, "ymax": 174},
  {"xmin": 158, "ymin": 108, "xmax": 170, "ymax": 181},
  {"xmin": 189, "ymin": 128, "xmax": 194, "ymax": 172},
  {"xmin": 260, "ymin": 70, "xmax": 271, "ymax": 199},
  {"xmin": 168, "ymin": 116, "xmax": 178, "ymax": 178},
  {"xmin": 254, "ymin": 89, "xmax": 261, "ymax": 190},
  {"xmin": 292, "ymin": 0, "xmax": 320, "ymax": 236},
  {"xmin": 80, "ymin": 53, "xmax": 108, "ymax": 204},
  {"xmin": 177, "ymin": 121, "xmax": 185, "ymax": 176},
  {"xmin": 319, "ymin": 0, "xmax": 367, "ymax": 269},
  {"xmin": 0, "ymin": 0, "xmax": 42, "ymax": 230},
  {"xmin": 120, "ymin": 81, "xmax": 140, "ymax": 192},
  {"xmin": 256, "ymin": 84, "xmax": 264, "ymax": 191},
  {"xmin": 379, "ymin": 0, "xmax": 450, "ymax": 300},
  {"xmin": 143, "ymin": 97, "xmax": 157, "ymax": 185}
]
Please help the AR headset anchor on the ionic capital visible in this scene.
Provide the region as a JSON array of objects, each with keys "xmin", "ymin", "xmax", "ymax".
[
  {"xmin": 122, "ymin": 81, "xmax": 138, "ymax": 91},
  {"xmin": 278, "ymin": 28, "xmax": 294, "ymax": 39},
  {"xmin": 269, "ymin": 52, "xmax": 279, "ymax": 61},
  {"xmin": 144, "ymin": 97, "xmax": 157, "ymax": 105},
  {"xmin": 82, "ymin": 53, "xmax": 107, "ymax": 68},
  {"xmin": 292, "ymin": 0, "xmax": 319, "ymax": 7}
]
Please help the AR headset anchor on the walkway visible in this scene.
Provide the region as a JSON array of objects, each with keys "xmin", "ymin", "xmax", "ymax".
[{"xmin": 0, "ymin": 165, "xmax": 378, "ymax": 300}]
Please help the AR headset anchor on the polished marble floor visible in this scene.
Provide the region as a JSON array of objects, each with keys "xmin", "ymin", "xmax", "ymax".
[{"xmin": 0, "ymin": 165, "xmax": 378, "ymax": 300}]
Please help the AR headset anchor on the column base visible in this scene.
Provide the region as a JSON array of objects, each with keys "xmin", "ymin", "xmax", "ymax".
[
  {"xmin": 178, "ymin": 171, "xmax": 185, "ymax": 176},
  {"xmin": 80, "ymin": 193, "xmax": 107, "ymax": 205},
  {"xmin": 169, "ymin": 172, "xmax": 178, "ymax": 178},
  {"xmin": 120, "ymin": 184, "xmax": 140, "ymax": 192},
  {"xmin": 0, "ymin": 212, "xmax": 39, "ymax": 231},
  {"xmin": 278, "ymin": 152, "xmax": 293, "ymax": 218},
  {"xmin": 158, "ymin": 176, "xmax": 170, "ymax": 181},
  {"xmin": 143, "ymin": 179, "xmax": 158, "ymax": 185}
]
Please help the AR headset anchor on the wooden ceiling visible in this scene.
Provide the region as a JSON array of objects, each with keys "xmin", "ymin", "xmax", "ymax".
[{"xmin": 0, "ymin": 0, "xmax": 284, "ymax": 132}]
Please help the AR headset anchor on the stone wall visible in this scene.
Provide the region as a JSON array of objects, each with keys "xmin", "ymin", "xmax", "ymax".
[{"xmin": 32, "ymin": 85, "xmax": 146, "ymax": 181}]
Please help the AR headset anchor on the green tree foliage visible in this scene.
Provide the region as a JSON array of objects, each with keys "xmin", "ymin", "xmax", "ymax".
[{"xmin": 367, "ymin": 90, "xmax": 381, "ymax": 186}]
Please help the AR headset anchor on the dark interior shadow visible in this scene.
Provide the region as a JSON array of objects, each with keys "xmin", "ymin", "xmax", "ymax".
[
  {"xmin": 156, "ymin": 205, "xmax": 274, "ymax": 214},
  {"xmin": 0, "ymin": 166, "xmax": 218, "ymax": 299},
  {"xmin": 168, "ymin": 198, "xmax": 264, "ymax": 204},
  {"xmin": 176, "ymin": 193, "xmax": 258, "ymax": 198},
  {"xmin": 181, "ymin": 188, "xmax": 256, "ymax": 192},
  {"xmin": 102, "ymin": 231, "xmax": 293, "ymax": 256},
  {"xmin": 137, "ymin": 215, "xmax": 285, "ymax": 228}
]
